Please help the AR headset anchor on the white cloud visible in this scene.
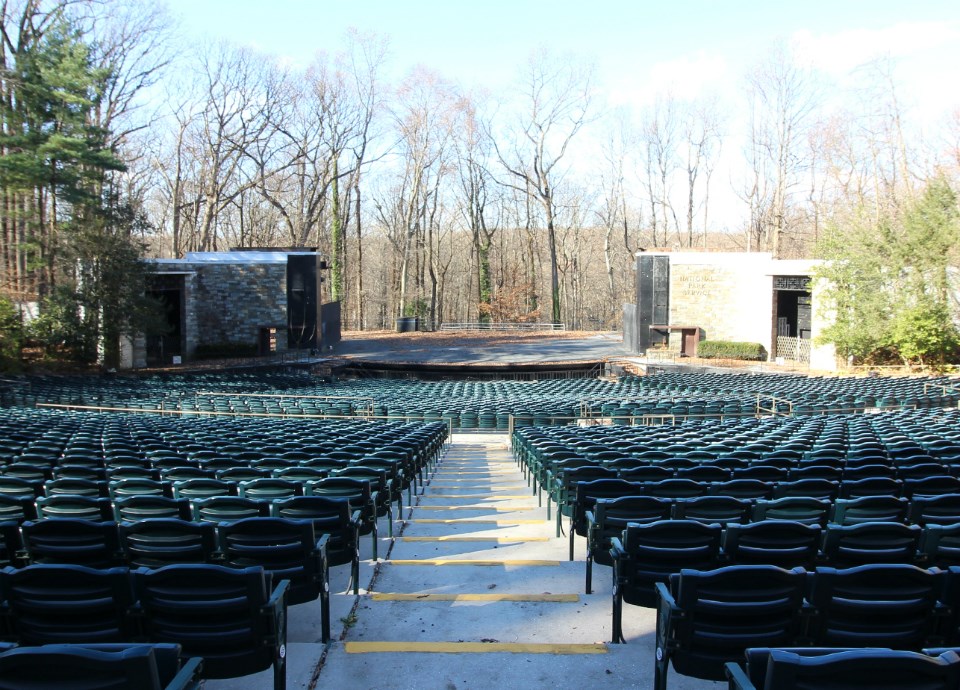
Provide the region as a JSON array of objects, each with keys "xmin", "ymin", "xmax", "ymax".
[
  {"xmin": 606, "ymin": 51, "xmax": 729, "ymax": 110},
  {"xmin": 648, "ymin": 52, "xmax": 730, "ymax": 100},
  {"xmin": 792, "ymin": 21, "xmax": 960, "ymax": 75}
]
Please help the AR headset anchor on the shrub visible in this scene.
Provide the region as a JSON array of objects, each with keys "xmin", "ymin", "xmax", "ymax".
[
  {"xmin": 0, "ymin": 296, "xmax": 23, "ymax": 371},
  {"xmin": 697, "ymin": 340, "xmax": 767, "ymax": 361},
  {"xmin": 194, "ymin": 342, "xmax": 259, "ymax": 360}
]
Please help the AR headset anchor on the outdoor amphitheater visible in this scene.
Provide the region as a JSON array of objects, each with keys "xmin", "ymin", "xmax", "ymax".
[{"xmin": 1, "ymin": 331, "xmax": 960, "ymax": 689}]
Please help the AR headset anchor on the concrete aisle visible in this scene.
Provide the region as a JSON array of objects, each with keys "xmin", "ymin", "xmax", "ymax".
[{"xmin": 315, "ymin": 434, "xmax": 723, "ymax": 690}]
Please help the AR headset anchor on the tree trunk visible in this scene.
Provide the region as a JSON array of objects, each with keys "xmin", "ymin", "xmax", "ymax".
[
  {"xmin": 330, "ymin": 158, "xmax": 343, "ymax": 301},
  {"xmin": 354, "ymin": 184, "xmax": 364, "ymax": 330}
]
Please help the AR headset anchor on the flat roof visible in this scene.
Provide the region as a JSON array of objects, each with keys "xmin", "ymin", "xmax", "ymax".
[{"xmin": 148, "ymin": 251, "xmax": 318, "ymax": 265}]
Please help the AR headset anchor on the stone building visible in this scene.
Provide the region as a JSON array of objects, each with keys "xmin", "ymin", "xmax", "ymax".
[
  {"xmin": 121, "ymin": 250, "xmax": 336, "ymax": 368},
  {"xmin": 624, "ymin": 251, "xmax": 837, "ymax": 370}
]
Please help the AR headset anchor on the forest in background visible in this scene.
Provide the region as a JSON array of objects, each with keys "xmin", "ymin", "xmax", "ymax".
[{"xmin": 0, "ymin": 0, "xmax": 958, "ymax": 368}]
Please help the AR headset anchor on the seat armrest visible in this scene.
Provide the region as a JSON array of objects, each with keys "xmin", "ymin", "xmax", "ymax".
[
  {"xmin": 609, "ymin": 536, "xmax": 626, "ymax": 561},
  {"xmin": 724, "ymin": 661, "xmax": 757, "ymax": 690},
  {"xmin": 654, "ymin": 582, "xmax": 676, "ymax": 609},
  {"xmin": 267, "ymin": 579, "xmax": 291, "ymax": 610},
  {"xmin": 655, "ymin": 581, "xmax": 682, "ymax": 645},
  {"xmin": 168, "ymin": 655, "xmax": 204, "ymax": 690},
  {"xmin": 349, "ymin": 509, "xmax": 363, "ymax": 527}
]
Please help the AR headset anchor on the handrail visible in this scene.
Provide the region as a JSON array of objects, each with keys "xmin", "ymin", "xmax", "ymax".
[
  {"xmin": 34, "ymin": 402, "xmax": 453, "ymax": 438},
  {"xmin": 439, "ymin": 322, "xmax": 566, "ymax": 332},
  {"xmin": 756, "ymin": 393, "xmax": 793, "ymax": 416},
  {"xmin": 193, "ymin": 392, "xmax": 375, "ymax": 416},
  {"xmin": 924, "ymin": 381, "xmax": 960, "ymax": 396}
]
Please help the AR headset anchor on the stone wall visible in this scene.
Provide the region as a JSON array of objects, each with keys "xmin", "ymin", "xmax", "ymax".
[
  {"xmin": 192, "ymin": 263, "xmax": 287, "ymax": 348},
  {"xmin": 631, "ymin": 251, "xmax": 838, "ymax": 370},
  {"xmin": 152, "ymin": 262, "xmax": 289, "ymax": 360},
  {"xmin": 668, "ymin": 253, "xmax": 774, "ymax": 349}
]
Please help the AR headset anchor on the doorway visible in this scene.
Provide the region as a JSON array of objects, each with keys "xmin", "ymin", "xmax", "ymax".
[{"xmin": 145, "ymin": 274, "xmax": 185, "ymax": 366}]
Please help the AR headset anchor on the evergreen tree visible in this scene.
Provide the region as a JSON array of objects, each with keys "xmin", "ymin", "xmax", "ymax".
[
  {"xmin": 0, "ymin": 6, "xmax": 160, "ymax": 367},
  {"xmin": 817, "ymin": 177, "xmax": 960, "ymax": 367}
]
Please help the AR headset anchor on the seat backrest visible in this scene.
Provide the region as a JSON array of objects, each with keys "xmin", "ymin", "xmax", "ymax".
[
  {"xmin": 733, "ymin": 465, "xmax": 789, "ymax": 482},
  {"xmin": 270, "ymin": 496, "xmax": 353, "ymax": 533},
  {"xmin": 773, "ymin": 479, "xmax": 839, "ymax": 501},
  {"xmin": 829, "ymin": 496, "xmax": 909, "ymax": 525},
  {"xmin": 822, "ymin": 522, "xmax": 922, "ymax": 568},
  {"xmin": 724, "ymin": 520, "xmax": 821, "ymax": 568},
  {"xmin": 0, "ymin": 642, "xmax": 202, "ymax": 690},
  {"xmin": 752, "ymin": 497, "xmax": 830, "ymax": 527},
  {"xmin": 909, "ymin": 494, "xmax": 960, "ymax": 527},
  {"xmin": 593, "ymin": 495, "xmax": 672, "ymax": 528},
  {"xmin": 672, "ymin": 495, "xmax": 751, "ymax": 525},
  {"xmin": 35, "ymin": 495, "xmax": 114, "ymax": 521},
  {"xmin": 21, "ymin": 518, "xmax": 122, "ymax": 567},
  {"xmin": 119, "ymin": 518, "xmax": 218, "ymax": 569},
  {"xmin": 709, "ymin": 479, "xmax": 773, "ymax": 500},
  {"xmin": 43, "ymin": 478, "xmax": 108, "ymax": 498},
  {"xmin": 667, "ymin": 564, "xmax": 807, "ymax": 681},
  {"xmin": 618, "ymin": 465, "xmax": 673, "ymax": 482},
  {"xmin": 759, "ymin": 648, "xmax": 960, "ymax": 690},
  {"xmin": 677, "ymin": 465, "xmax": 731, "ymax": 483},
  {"xmin": 238, "ymin": 478, "xmax": 303, "ymax": 500},
  {"xmin": 905, "ymin": 476, "xmax": 960, "ymax": 499},
  {"xmin": 113, "ymin": 496, "xmax": 193, "ymax": 522},
  {"xmin": 109, "ymin": 479, "xmax": 170, "ymax": 499},
  {"xmin": 920, "ymin": 525, "xmax": 960, "ymax": 568},
  {"xmin": 808, "ymin": 564, "xmax": 945, "ymax": 649},
  {"xmin": 0, "ymin": 494, "xmax": 36, "ymax": 523},
  {"xmin": 191, "ymin": 496, "xmax": 270, "ymax": 522},
  {"xmin": 0, "ymin": 520, "xmax": 23, "ymax": 567},
  {"xmin": 307, "ymin": 477, "xmax": 371, "ymax": 502},
  {"xmin": 0, "ymin": 563, "xmax": 136, "ymax": 644},
  {"xmin": 788, "ymin": 465, "xmax": 843, "ymax": 482},
  {"xmin": 617, "ymin": 520, "xmax": 723, "ymax": 608},
  {"xmin": 641, "ymin": 478, "xmax": 706, "ymax": 499},
  {"xmin": 172, "ymin": 478, "xmax": 237, "ymax": 500},
  {"xmin": 572, "ymin": 479, "xmax": 644, "ymax": 535},
  {"xmin": 133, "ymin": 563, "xmax": 286, "ymax": 682},
  {"xmin": 218, "ymin": 517, "xmax": 323, "ymax": 606}
]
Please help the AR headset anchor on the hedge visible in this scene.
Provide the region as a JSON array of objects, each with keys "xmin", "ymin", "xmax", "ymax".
[
  {"xmin": 697, "ymin": 340, "xmax": 767, "ymax": 361},
  {"xmin": 194, "ymin": 342, "xmax": 259, "ymax": 360}
]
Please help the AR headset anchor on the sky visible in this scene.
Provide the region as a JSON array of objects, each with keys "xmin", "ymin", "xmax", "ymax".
[
  {"xmin": 163, "ymin": 0, "xmax": 959, "ymax": 100},
  {"xmin": 161, "ymin": 0, "xmax": 960, "ymax": 229}
]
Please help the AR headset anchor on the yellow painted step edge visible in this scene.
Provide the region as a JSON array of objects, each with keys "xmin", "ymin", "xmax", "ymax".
[
  {"xmin": 424, "ymin": 494, "xmax": 533, "ymax": 499},
  {"xmin": 385, "ymin": 558, "xmax": 560, "ymax": 566},
  {"xmin": 413, "ymin": 506, "xmax": 535, "ymax": 511},
  {"xmin": 345, "ymin": 641, "xmax": 606, "ymax": 654},
  {"xmin": 403, "ymin": 519, "xmax": 546, "ymax": 525},
  {"xmin": 370, "ymin": 593, "xmax": 578, "ymax": 602},
  {"xmin": 400, "ymin": 536, "xmax": 549, "ymax": 542}
]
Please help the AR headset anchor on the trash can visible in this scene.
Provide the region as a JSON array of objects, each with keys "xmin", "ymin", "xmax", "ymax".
[{"xmin": 396, "ymin": 316, "xmax": 418, "ymax": 333}]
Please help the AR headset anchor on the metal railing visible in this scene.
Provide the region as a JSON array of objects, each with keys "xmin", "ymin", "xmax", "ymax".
[
  {"xmin": 195, "ymin": 391, "xmax": 376, "ymax": 415},
  {"xmin": 35, "ymin": 402, "xmax": 454, "ymax": 440},
  {"xmin": 756, "ymin": 393, "xmax": 794, "ymax": 416},
  {"xmin": 775, "ymin": 336, "xmax": 811, "ymax": 364},
  {"xmin": 439, "ymin": 322, "xmax": 566, "ymax": 332}
]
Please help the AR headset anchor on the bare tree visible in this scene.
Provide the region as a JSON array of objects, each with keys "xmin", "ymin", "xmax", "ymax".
[
  {"xmin": 189, "ymin": 43, "xmax": 277, "ymax": 251},
  {"xmin": 741, "ymin": 42, "xmax": 819, "ymax": 256},
  {"xmin": 453, "ymin": 92, "xmax": 502, "ymax": 322},
  {"xmin": 376, "ymin": 66, "xmax": 459, "ymax": 321},
  {"xmin": 596, "ymin": 110, "xmax": 640, "ymax": 320},
  {"xmin": 640, "ymin": 96, "xmax": 680, "ymax": 247},
  {"xmin": 493, "ymin": 48, "xmax": 594, "ymax": 325},
  {"xmin": 681, "ymin": 98, "xmax": 722, "ymax": 247},
  {"xmin": 86, "ymin": 2, "xmax": 174, "ymax": 151}
]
